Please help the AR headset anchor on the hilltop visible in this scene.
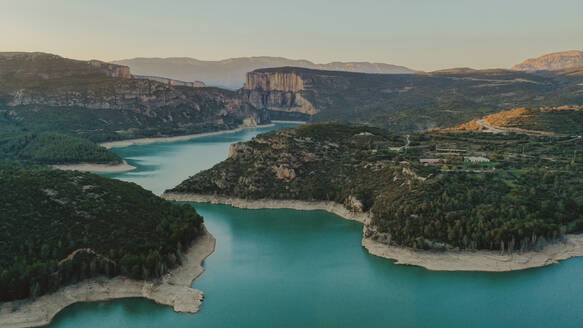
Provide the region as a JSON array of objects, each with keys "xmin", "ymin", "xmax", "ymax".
[
  {"xmin": 112, "ymin": 56, "xmax": 416, "ymax": 89},
  {"xmin": 449, "ymin": 106, "xmax": 583, "ymax": 135},
  {"xmin": 0, "ymin": 52, "xmax": 131, "ymax": 80},
  {"xmin": 512, "ymin": 50, "xmax": 583, "ymax": 72}
]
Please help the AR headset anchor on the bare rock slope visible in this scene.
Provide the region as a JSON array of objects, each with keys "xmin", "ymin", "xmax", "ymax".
[{"xmin": 512, "ymin": 50, "xmax": 583, "ymax": 72}]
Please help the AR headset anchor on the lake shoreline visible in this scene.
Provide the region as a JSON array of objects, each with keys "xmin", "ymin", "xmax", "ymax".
[
  {"xmin": 271, "ymin": 120, "xmax": 308, "ymax": 124},
  {"xmin": 162, "ymin": 192, "xmax": 583, "ymax": 272},
  {"xmin": 99, "ymin": 124, "xmax": 277, "ymax": 149},
  {"xmin": 0, "ymin": 226, "xmax": 216, "ymax": 328},
  {"xmin": 162, "ymin": 192, "xmax": 371, "ymax": 224},
  {"xmin": 52, "ymin": 160, "xmax": 136, "ymax": 173}
]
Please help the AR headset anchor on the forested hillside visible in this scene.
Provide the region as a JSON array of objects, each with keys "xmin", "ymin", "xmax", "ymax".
[
  {"xmin": 242, "ymin": 67, "xmax": 583, "ymax": 132},
  {"xmin": 0, "ymin": 127, "xmax": 121, "ymax": 165},
  {"xmin": 168, "ymin": 123, "xmax": 583, "ymax": 252},
  {"xmin": 0, "ymin": 169, "xmax": 204, "ymax": 301}
]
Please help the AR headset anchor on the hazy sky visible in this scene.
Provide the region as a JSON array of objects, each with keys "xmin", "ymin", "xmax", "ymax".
[{"xmin": 1, "ymin": 0, "xmax": 582, "ymax": 71}]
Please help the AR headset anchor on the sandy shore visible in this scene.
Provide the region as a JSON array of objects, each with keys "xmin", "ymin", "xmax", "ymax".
[
  {"xmin": 99, "ymin": 124, "xmax": 275, "ymax": 149},
  {"xmin": 52, "ymin": 160, "xmax": 136, "ymax": 173},
  {"xmin": 363, "ymin": 235, "xmax": 583, "ymax": 272},
  {"xmin": 162, "ymin": 192, "xmax": 583, "ymax": 272},
  {"xmin": 0, "ymin": 227, "xmax": 216, "ymax": 328}
]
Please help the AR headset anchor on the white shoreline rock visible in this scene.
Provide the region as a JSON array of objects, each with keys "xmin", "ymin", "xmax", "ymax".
[
  {"xmin": 0, "ymin": 227, "xmax": 216, "ymax": 328},
  {"xmin": 52, "ymin": 160, "xmax": 136, "ymax": 173}
]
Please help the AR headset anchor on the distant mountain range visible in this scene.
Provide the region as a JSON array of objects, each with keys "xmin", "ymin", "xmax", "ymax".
[
  {"xmin": 111, "ymin": 57, "xmax": 417, "ymax": 89},
  {"xmin": 512, "ymin": 50, "xmax": 583, "ymax": 72},
  {"xmin": 2, "ymin": 51, "xmax": 583, "ymax": 147}
]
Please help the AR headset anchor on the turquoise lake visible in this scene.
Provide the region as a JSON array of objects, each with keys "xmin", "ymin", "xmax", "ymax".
[{"xmin": 49, "ymin": 124, "xmax": 583, "ymax": 327}]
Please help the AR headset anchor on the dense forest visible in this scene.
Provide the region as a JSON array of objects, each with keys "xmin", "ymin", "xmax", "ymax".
[
  {"xmin": 169, "ymin": 123, "xmax": 583, "ymax": 252},
  {"xmin": 0, "ymin": 169, "xmax": 204, "ymax": 302},
  {"xmin": 0, "ymin": 127, "xmax": 121, "ymax": 165}
]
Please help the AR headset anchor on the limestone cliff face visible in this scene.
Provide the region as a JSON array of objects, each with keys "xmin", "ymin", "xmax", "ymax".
[
  {"xmin": 134, "ymin": 75, "xmax": 207, "ymax": 88},
  {"xmin": 8, "ymin": 79, "xmax": 193, "ymax": 110},
  {"xmin": 88, "ymin": 60, "xmax": 131, "ymax": 79},
  {"xmin": 244, "ymin": 71, "xmax": 304, "ymax": 92},
  {"xmin": 512, "ymin": 50, "xmax": 583, "ymax": 71},
  {"xmin": 241, "ymin": 71, "xmax": 317, "ymax": 115}
]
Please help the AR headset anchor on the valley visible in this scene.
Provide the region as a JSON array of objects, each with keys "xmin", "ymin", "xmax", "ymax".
[
  {"xmin": 1, "ymin": 49, "xmax": 583, "ymax": 327},
  {"xmin": 3, "ymin": 2, "xmax": 583, "ymax": 326}
]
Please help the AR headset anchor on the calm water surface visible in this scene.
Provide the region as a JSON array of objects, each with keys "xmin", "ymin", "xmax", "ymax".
[{"xmin": 49, "ymin": 124, "xmax": 583, "ymax": 328}]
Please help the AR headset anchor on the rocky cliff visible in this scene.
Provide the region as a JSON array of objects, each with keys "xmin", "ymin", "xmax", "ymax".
[
  {"xmin": 134, "ymin": 75, "xmax": 206, "ymax": 88},
  {"xmin": 240, "ymin": 70, "xmax": 317, "ymax": 116},
  {"xmin": 7, "ymin": 78, "xmax": 232, "ymax": 111},
  {"xmin": 244, "ymin": 71, "xmax": 305, "ymax": 92},
  {"xmin": 512, "ymin": 50, "xmax": 583, "ymax": 72}
]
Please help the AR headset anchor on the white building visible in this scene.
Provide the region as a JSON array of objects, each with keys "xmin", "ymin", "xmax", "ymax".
[{"xmin": 464, "ymin": 156, "xmax": 490, "ymax": 163}]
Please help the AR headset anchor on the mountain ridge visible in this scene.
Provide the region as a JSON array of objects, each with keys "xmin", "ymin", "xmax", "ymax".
[
  {"xmin": 111, "ymin": 56, "xmax": 417, "ymax": 89},
  {"xmin": 512, "ymin": 50, "xmax": 583, "ymax": 72}
]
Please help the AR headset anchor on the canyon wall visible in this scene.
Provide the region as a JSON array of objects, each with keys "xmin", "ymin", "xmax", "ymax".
[{"xmin": 241, "ymin": 71, "xmax": 317, "ymax": 116}]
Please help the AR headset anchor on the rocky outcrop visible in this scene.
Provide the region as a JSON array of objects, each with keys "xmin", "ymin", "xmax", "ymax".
[
  {"xmin": 240, "ymin": 71, "xmax": 317, "ymax": 115},
  {"xmin": 134, "ymin": 75, "xmax": 206, "ymax": 88},
  {"xmin": 244, "ymin": 71, "xmax": 304, "ymax": 92},
  {"xmin": 6, "ymin": 78, "xmax": 223, "ymax": 111},
  {"xmin": 512, "ymin": 50, "xmax": 583, "ymax": 72},
  {"xmin": 273, "ymin": 164, "xmax": 296, "ymax": 182},
  {"xmin": 88, "ymin": 60, "xmax": 131, "ymax": 78}
]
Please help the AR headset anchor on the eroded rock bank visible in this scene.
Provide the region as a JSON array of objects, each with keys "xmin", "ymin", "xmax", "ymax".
[
  {"xmin": 0, "ymin": 227, "xmax": 216, "ymax": 328},
  {"xmin": 52, "ymin": 160, "xmax": 136, "ymax": 173},
  {"xmin": 162, "ymin": 193, "xmax": 583, "ymax": 272},
  {"xmin": 362, "ymin": 234, "xmax": 583, "ymax": 272},
  {"xmin": 162, "ymin": 192, "xmax": 371, "ymax": 224}
]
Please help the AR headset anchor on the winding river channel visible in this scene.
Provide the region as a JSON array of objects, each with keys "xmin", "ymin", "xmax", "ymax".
[{"xmin": 48, "ymin": 124, "xmax": 583, "ymax": 328}]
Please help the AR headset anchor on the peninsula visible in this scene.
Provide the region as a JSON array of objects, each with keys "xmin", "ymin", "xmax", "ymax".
[
  {"xmin": 0, "ymin": 169, "xmax": 214, "ymax": 327},
  {"xmin": 163, "ymin": 122, "xmax": 583, "ymax": 271}
]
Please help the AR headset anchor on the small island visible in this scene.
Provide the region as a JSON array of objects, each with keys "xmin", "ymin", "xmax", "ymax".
[{"xmin": 163, "ymin": 120, "xmax": 583, "ymax": 271}]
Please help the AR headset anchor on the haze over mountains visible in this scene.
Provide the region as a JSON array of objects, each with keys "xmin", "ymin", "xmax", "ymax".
[{"xmin": 111, "ymin": 57, "xmax": 416, "ymax": 89}]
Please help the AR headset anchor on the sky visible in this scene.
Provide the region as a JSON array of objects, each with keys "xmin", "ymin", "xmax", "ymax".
[{"xmin": 1, "ymin": 0, "xmax": 582, "ymax": 71}]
